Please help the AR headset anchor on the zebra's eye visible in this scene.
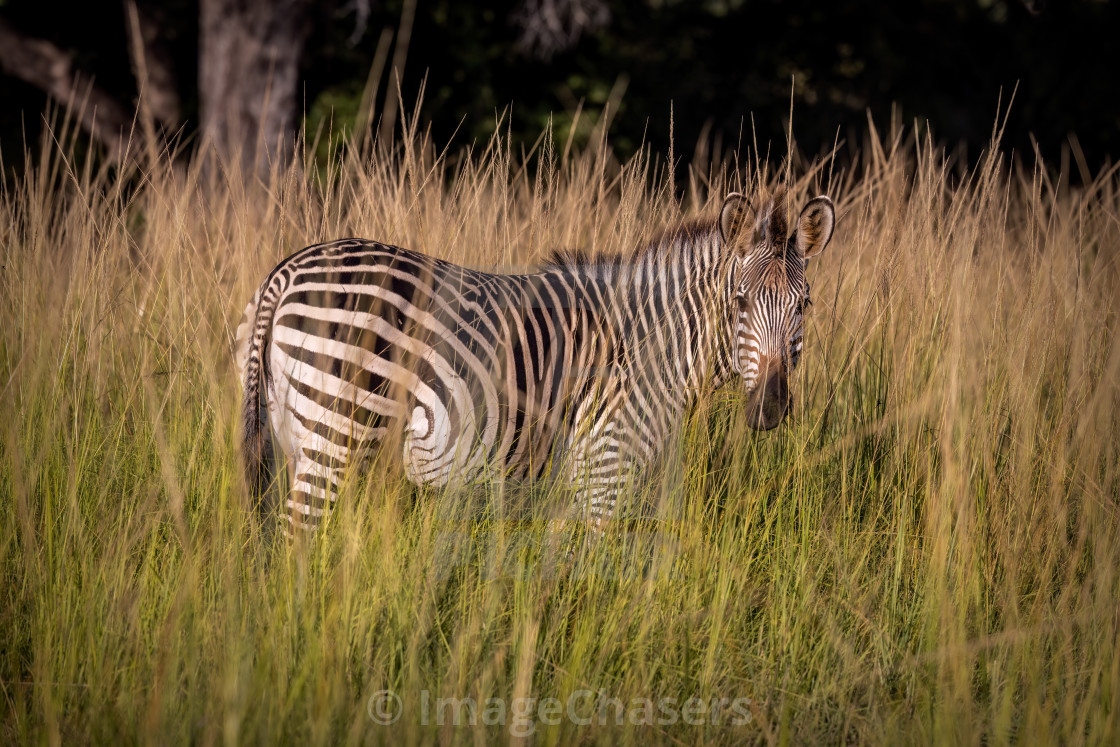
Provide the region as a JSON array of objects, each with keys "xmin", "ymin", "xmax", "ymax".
[{"xmin": 798, "ymin": 296, "xmax": 812, "ymax": 314}]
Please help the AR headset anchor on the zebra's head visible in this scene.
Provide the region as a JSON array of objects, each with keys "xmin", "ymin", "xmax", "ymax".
[{"xmin": 719, "ymin": 189, "xmax": 835, "ymax": 430}]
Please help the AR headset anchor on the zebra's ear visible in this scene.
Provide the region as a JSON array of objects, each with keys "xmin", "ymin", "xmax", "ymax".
[
  {"xmin": 719, "ymin": 192, "xmax": 751, "ymax": 245},
  {"xmin": 793, "ymin": 196, "xmax": 835, "ymax": 259}
]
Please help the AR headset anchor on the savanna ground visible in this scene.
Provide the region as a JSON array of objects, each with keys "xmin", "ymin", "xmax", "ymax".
[{"xmin": 2, "ymin": 108, "xmax": 1119, "ymax": 744}]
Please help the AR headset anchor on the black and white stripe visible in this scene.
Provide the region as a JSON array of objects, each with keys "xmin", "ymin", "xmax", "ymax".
[{"xmin": 235, "ymin": 189, "xmax": 835, "ymax": 535}]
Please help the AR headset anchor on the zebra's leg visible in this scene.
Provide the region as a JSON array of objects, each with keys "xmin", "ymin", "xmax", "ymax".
[
  {"xmin": 550, "ymin": 458, "xmax": 630, "ymax": 562},
  {"xmin": 568, "ymin": 426, "xmax": 635, "ymax": 531},
  {"xmin": 574, "ymin": 481, "xmax": 624, "ymax": 535},
  {"xmin": 546, "ymin": 407, "xmax": 627, "ymax": 558},
  {"xmin": 558, "ymin": 427, "xmax": 662, "ymax": 571},
  {"xmin": 540, "ymin": 481, "xmax": 623, "ymax": 573},
  {"xmin": 285, "ymin": 436, "xmax": 345, "ymax": 537}
]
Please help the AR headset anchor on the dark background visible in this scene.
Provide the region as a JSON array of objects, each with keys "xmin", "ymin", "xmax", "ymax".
[{"xmin": 1, "ymin": 0, "xmax": 1117, "ymax": 183}]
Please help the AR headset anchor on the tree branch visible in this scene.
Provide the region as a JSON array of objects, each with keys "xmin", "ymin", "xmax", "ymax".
[
  {"xmin": 0, "ymin": 17, "xmax": 136, "ymax": 161},
  {"xmin": 511, "ymin": 0, "xmax": 609, "ymax": 60}
]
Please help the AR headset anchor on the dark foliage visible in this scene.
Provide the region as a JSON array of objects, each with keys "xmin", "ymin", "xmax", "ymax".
[{"xmin": 1, "ymin": 0, "xmax": 1116, "ymax": 182}]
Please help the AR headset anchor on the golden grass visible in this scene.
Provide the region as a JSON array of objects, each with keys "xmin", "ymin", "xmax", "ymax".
[{"xmin": 1, "ymin": 112, "xmax": 1118, "ymax": 744}]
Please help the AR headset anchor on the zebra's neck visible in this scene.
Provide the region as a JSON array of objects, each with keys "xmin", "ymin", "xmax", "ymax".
[{"xmin": 545, "ymin": 222, "xmax": 736, "ymax": 414}]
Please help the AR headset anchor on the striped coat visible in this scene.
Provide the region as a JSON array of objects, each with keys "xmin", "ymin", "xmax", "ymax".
[{"xmin": 235, "ymin": 189, "xmax": 835, "ymax": 535}]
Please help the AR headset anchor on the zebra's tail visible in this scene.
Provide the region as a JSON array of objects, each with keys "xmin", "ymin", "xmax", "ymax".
[{"xmin": 235, "ymin": 283, "xmax": 278, "ymax": 514}]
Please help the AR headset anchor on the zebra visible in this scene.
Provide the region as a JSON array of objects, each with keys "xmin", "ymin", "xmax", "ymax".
[{"xmin": 234, "ymin": 187, "xmax": 835, "ymax": 536}]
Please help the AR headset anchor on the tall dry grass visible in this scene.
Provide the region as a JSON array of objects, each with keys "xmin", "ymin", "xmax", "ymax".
[{"xmin": 1, "ymin": 110, "xmax": 1118, "ymax": 744}]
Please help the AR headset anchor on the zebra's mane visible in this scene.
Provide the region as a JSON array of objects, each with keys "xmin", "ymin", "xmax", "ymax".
[
  {"xmin": 542, "ymin": 186, "xmax": 796, "ymax": 271},
  {"xmin": 542, "ymin": 216, "xmax": 717, "ymax": 270}
]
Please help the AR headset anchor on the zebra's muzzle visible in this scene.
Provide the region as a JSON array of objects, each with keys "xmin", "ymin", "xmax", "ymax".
[{"xmin": 746, "ymin": 366, "xmax": 789, "ymax": 431}]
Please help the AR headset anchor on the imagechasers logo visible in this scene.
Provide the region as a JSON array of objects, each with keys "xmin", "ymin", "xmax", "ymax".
[
  {"xmin": 366, "ymin": 690, "xmax": 403, "ymax": 725},
  {"xmin": 368, "ymin": 689, "xmax": 753, "ymax": 735}
]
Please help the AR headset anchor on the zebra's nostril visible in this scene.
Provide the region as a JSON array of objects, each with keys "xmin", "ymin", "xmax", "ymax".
[{"xmin": 745, "ymin": 369, "xmax": 790, "ymax": 430}]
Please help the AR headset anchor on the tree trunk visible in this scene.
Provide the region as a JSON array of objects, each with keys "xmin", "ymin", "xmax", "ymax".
[{"xmin": 198, "ymin": 0, "xmax": 312, "ymax": 179}]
